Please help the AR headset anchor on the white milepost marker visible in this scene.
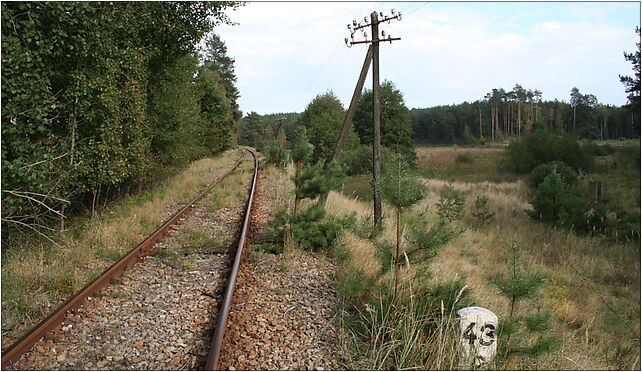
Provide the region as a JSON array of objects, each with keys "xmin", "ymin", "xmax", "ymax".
[{"xmin": 457, "ymin": 306, "xmax": 498, "ymax": 367}]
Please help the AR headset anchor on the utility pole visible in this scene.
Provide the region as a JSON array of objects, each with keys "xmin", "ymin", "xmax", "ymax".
[{"xmin": 344, "ymin": 9, "xmax": 401, "ymax": 226}]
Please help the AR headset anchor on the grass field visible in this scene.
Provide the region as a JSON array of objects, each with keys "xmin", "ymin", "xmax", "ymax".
[{"xmin": 333, "ymin": 144, "xmax": 640, "ymax": 370}]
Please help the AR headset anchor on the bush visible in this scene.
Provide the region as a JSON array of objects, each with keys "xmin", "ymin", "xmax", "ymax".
[
  {"xmin": 455, "ymin": 152, "xmax": 475, "ymax": 164},
  {"xmin": 526, "ymin": 169, "xmax": 588, "ymax": 224},
  {"xmin": 506, "ymin": 129, "xmax": 593, "ymax": 174},
  {"xmin": 263, "ymin": 143, "xmax": 288, "ymax": 169},
  {"xmin": 528, "ymin": 161, "xmax": 578, "ymax": 190},
  {"xmin": 436, "ymin": 185, "xmax": 467, "ymax": 222},
  {"xmin": 338, "ymin": 145, "xmax": 401, "ymax": 176},
  {"xmin": 269, "ymin": 204, "xmax": 355, "ymax": 251},
  {"xmin": 470, "ymin": 195, "xmax": 495, "ymax": 226},
  {"xmin": 610, "ymin": 209, "xmax": 641, "ymax": 242}
]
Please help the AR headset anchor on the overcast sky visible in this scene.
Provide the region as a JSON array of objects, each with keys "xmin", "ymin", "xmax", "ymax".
[{"xmin": 214, "ymin": 1, "xmax": 640, "ymax": 115}]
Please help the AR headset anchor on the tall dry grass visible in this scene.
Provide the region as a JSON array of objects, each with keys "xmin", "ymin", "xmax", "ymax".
[{"xmin": 329, "ymin": 145, "xmax": 640, "ymax": 370}]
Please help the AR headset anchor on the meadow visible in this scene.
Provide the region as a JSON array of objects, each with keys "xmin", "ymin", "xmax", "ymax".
[{"xmin": 332, "ymin": 143, "xmax": 640, "ymax": 370}]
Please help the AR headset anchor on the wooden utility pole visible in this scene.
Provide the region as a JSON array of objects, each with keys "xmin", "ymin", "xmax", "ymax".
[
  {"xmin": 342, "ymin": 9, "xmax": 402, "ymax": 226},
  {"xmin": 318, "ymin": 46, "xmax": 372, "ymax": 206},
  {"xmin": 371, "ymin": 11, "xmax": 382, "ymax": 226}
]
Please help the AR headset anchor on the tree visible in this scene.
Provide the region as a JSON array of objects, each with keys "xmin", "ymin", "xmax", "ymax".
[
  {"xmin": 1, "ymin": 2, "xmax": 241, "ymax": 236},
  {"xmin": 378, "ymin": 153, "xmax": 425, "ymax": 297},
  {"xmin": 201, "ymin": 33, "xmax": 242, "ymax": 122},
  {"xmin": 620, "ymin": 27, "xmax": 641, "ymax": 137},
  {"xmin": 290, "ymin": 127, "xmax": 314, "ymax": 215},
  {"xmin": 354, "ymin": 80, "xmax": 416, "ymax": 161},
  {"xmin": 569, "ymin": 87, "xmax": 581, "ymax": 137},
  {"xmin": 490, "ymin": 242, "xmax": 546, "ymax": 318},
  {"xmin": 238, "ymin": 112, "xmax": 266, "ymax": 149},
  {"xmin": 297, "ymin": 92, "xmax": 359, "ymax": 163}
]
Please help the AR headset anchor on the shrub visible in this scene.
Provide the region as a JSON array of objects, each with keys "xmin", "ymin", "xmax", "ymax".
[
  {"xmin": 506, "ymin": 129, "xmax": 593, "ymax": 174},
  {"xmin": 526, "ymin": 169, "xmax": 585, "ymax": 223},
  {"xmin": 436, "ymin": 184, "xmax": 467, "ymax": 222},
  {"xmin": 610, "ymin": 209, "xmax": 641, "ymax": 242},
  {"xmin": 470, "ymin": 195, "xmax": 495, "ymax": 226},
  {"xmin": 269, "ymin": 204, "xmax": 355, "ymax": 251},
  {"xmin": 455, "ymin": 152, "xmax": 475, "ymax": 164},
  {"xmin": 263, "ymin": 143, "xmax": 288, "ymax": 169},
  {"xmin": 528, "ymin": 161, "xmax": 578, "ymax": 190},
  {"xmin": 352, "ymin": 213, "xmax": 384, "ymax": 240},
  {"xmin": 338, "ymin": 145, "xmax": 400, "ymax": 176}
]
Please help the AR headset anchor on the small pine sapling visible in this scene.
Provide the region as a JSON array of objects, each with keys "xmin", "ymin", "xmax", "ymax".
[
  {"xmin": 378, "ymin": 153, "xmax": 425, "ymax": 298},
  {"xmin": 490, "ymin": 242, "xmax": 547, "ymax": 356},
  {"xmin": 490, "ymin": 242, "xmax": 546, "ymax": 318},
  {"xmin": 436, "ymin": 184, "xmax": 467, "ymax": 222},
  {"xmin": 470, "ymin": 195, "xmax": 495, "ymax": 227},
  {"xmin": 290, "ymin": 127, "xmax": 314, "ymax": 214}
]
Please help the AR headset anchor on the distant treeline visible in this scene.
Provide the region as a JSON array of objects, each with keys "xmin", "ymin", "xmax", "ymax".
[
  {"xmin": 1, "ymin": 2, "xmax": 242, "ymax": 235},
  {"xmin": 411, "ymin": 85, "xmax": 640, "ymax": 144}
]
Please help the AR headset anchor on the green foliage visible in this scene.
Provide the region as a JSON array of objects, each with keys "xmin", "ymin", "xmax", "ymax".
[
  {"xmin": 522, "ymin": 336, "xmax": 558, "ymax": 358},
  {"xmin": 525, "ymin": 310, "xmax": 552, "ymax": 332},
  {"xmin": 528, "ymin": 161, "xmax": 578, "ymax": 190},
  {"xmin": 238, "ymin": 112, "xmax": 267, "ymax": 149},
  {"xmin": 297, "ymin": 92, "xmax": 359, "ymax": 162},
  {"xmin": 526, "ymin": 168, "xmax": 580, "ymax": 222},
  {"xmin": 269, "ymin": 204, "xmax": 354, "ymax": 251},
  {"xmin": 352, "ymin": 213, "xmax": 385, "ymax": 241},
  {"xmin": 470, "ymin": 195, "xmax": 495, "ymax": 226},
  {"xmin": 527, "ymin": 166, "xmax": 640, "ymax": 241},
  {"xmin": 338, "ymin": 144, "xmax": 401, "ymax": 176},
  {"xmin": 290, "ymin": 127, "xmax": 314, "ymax": 165},
  {"xmin": 490, "ymin": 242, "xmax": 546, "ymax": 316},
  {"xmin": 378, "ymin": 154, "xmax": 425, "ymax": 210},
  {"xmin": 354, "ymin": 80, "xmax": 416, "ymax": 161},
  {"xmin": 404, "ymin": 215, "xmax": 464, "ymax": 264},
  {"xmin": 462, "ymin": 125, "xmax": 477, "ymax": 144},
  {"xmin": 610, "ymin": 209, "xmax": 641, "ymax": 242},
  {"xmin": 263, "ymin": 143, "xmax": 288, "ymax": 169},
  {"xmin": 1, "ymin": 2, "xmax": 241, "ymax": 233},
  {"xmin": 436, "ymin": 185, "xmax": 467, "ymax": 222},
  {"xmin": 506, "ymin": 129, "xmax": 593, "ymax": 174},
  {"xmin": 293, "ymin": 160, "xmax": 344, "ymax": 201}
]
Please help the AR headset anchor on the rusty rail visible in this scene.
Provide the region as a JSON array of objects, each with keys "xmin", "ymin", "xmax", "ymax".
[
  {"xmin": 205, "ymin": 148, "xmax": 258, "ymax": 370},
  {"xmin": 1, "ymin": 151, "xmax": 247, "ymax": 368}
]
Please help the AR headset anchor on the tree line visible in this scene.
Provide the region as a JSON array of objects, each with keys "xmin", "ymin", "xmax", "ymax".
[
  {"xmin": 1, "ymin": 2, "xmax": 242, "ymax": 237},
  {"xmin": 411, "ymin": 85, "xmax": 639, "ymax": 145},
  {"xmin": 412, "ymin": 27, "xmax": 640, "ymax": 145}
]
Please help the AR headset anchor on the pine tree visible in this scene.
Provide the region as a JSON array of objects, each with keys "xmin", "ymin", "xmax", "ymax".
[
  {"xmin": 490, "ymin": 242, "xmax": 546, "ymax": 318},
  {"xmin": 470, "ymin": 195, "xmax": 495, "ymax": 227},
  {"xmin": 291, "ymin": 127, "xmax": 314, "ymax": 214},
  {"xmin": 378, "ymin": 153, "xmax": 425, "ymax": 297}
]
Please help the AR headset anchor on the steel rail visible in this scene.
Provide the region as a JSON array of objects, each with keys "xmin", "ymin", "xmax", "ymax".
[
  {"xmin": 1, "ymin": 151, "xmax": 247, "ymax": 368},
  {"xmin": 205, "ymin": 148, "xmax": 259, "ymax": 370}
]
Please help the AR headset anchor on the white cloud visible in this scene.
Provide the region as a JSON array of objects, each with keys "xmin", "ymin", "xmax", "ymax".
[{"xmin": 214, "ymin": 2, "xmax": 639, "ymax": 114}]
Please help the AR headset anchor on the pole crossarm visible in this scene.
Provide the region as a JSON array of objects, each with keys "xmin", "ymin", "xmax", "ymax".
[{"xmin": 345, "ymin": 9, "xmax": 402, "ymax": 48}]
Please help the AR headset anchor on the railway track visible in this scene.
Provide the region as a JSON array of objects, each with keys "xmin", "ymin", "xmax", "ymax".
[{"xmin": 2, "ymin": 148, "xmax": 259, "ymax": 370}]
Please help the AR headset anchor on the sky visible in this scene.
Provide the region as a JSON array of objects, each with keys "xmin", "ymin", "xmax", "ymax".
[{"xmin": 214, "ymin": 1, "xmax": 641, "ymax": 115}]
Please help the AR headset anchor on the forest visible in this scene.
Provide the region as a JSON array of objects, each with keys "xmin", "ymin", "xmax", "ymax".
[
  {"xmin": 410, "ymin": 84, "xmax": 639, "ymax": 144},
  {"xmin": 1, "ymin": 2, "xmax": 242, "ymax": 239}
]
